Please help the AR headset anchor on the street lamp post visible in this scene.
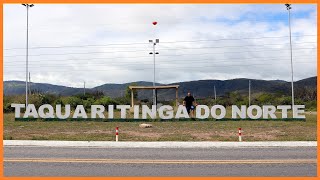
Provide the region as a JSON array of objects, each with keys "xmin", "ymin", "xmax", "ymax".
[
  {"xmin": 149, "ymin": 39, "xmax": 159, "ymax": 106},
  {"xmin": 22, "ymin": 3, "xmax": 34, "ymax": 106},
  {"xmin": 285, "ymin": 4, "xmax": 295, "ymax": 116}
]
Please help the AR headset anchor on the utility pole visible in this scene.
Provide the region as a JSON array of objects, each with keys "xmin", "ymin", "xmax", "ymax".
[
  {"xmin": 29, "ymin": 72, "xmax": 31, "ymax": 95},
  {"xmin": 285, "ymin": 4, "xmax": 295, "ymax": 116},
  {"xmin": 214, "ymin": 85, "xmax": 217, "ymax": 104},
  {"xmin": 22, "ymin": 3, "xmax": 34, "ymax": 106},
  {"xmin": 249, "ymin": 80, "xmax": 251, "ymax": 106},
  {"xmin": 83, "ymin": 81, "xmax": 86, "ymax": 96}
]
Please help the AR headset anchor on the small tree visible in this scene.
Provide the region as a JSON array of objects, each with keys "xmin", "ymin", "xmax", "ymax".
[{"xmin": 125, "ymin": 83, "xmax": 138, "ymax": 99}]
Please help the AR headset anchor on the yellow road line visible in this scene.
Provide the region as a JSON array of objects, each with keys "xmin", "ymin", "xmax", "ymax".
[{"xmin": 4, "ymin": 158, "xmax": 317, "ymax": 164}]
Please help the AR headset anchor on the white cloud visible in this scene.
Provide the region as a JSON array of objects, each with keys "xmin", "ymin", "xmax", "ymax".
[{"xmin": 4, "ymin": 4, "xmax": 317, "ymax": 88}]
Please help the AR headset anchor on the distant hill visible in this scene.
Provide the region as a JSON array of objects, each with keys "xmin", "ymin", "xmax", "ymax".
[
  {"xmin": 295, "ymin": 76, "xmax": 317, "ymax": 87},
  {"xmin": 4, "ymin": 76, "xmax": 316, "ymax": 100},
  {"xmin": 93, "ymin": 81, "xmax": 162, "ymax": 98},
  {"xmin": 4, "ymin": 81, "xmax": 83, "ymax": 96}
]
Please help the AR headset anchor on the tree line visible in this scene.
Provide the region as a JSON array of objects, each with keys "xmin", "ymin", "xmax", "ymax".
[{"xmin": 4, "ymin": 84, "xmax": 316, "ymax": 113}]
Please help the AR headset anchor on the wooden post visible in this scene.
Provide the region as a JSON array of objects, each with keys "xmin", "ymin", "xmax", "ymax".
[
  {"xmin": 176, "ymin": 87, "xmax": 178, "ymax": 107},
  {"xmin": 155, "ymin": 88, "xmax": 157, "ymax": 106},
  {"xmin": 131, "ymin": 88, "xmax": 134, "ymax": 107}
]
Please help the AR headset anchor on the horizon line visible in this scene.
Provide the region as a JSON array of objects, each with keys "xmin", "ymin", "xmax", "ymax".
[{"xmin": 3, "ymin": 75, "xmax": 316, "ymax": 89}]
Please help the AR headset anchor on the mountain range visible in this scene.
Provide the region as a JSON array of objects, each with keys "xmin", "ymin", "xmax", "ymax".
[{"xmin": 4, "ymin": 76, "xmax": 316, "ymax": 100}]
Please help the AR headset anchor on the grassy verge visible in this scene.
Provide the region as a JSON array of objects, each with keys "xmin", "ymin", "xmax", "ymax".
[{"xmin": 4, "ymin": 110, "xmax": 317, "ymax": 141}]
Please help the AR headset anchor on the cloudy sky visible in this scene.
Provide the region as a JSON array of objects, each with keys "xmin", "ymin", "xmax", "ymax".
[{"xmin": 4, "ymin": 4, "xmax": 317, "ymax": 88}]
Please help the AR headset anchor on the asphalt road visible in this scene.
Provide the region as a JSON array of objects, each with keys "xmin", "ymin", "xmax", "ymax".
[{"xmin": 4, "ymin": 146, "xmax": 317, "ymax": 177}]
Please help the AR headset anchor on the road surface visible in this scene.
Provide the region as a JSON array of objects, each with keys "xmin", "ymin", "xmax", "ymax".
[{"xmin": 4, "ymin": 146, "xmax": 317, "ymax": 176}]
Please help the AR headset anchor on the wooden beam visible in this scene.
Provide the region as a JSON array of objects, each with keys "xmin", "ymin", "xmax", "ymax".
[
  {"xmin": 131, "ymin": 89, "xmax": 134, "ymax": 107},
  {"xmin": 128, "ymin": 85, "xmax": 180, "ymax": 107},
  {"xmin": 176, "ymin": 88, "xmax": 178, "ymax": 107},
  {"xmin": 129, "ymin": 85, "xmax": 179, "ymax": 90}
]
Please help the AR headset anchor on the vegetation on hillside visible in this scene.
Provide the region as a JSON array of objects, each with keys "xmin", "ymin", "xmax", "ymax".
[
  {"xmin": 4, "ymin": 77, "xmax": 316, "ymax": 101},
  {"xmin": 4, "ymin": 83, "xmax": 316, "ymax": 113}
]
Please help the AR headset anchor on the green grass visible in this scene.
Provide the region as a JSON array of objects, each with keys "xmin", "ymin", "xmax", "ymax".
[{"xmin": 4, "ymin": 111, "xmax": 317, "ymax": 141}]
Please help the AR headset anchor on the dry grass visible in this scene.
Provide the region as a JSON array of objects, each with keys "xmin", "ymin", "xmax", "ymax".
[{"xmin": 4, "ymin": 110, "xmax": 317, "ymax": 141}]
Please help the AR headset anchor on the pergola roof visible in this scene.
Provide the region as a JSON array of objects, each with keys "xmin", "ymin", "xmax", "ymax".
[{"xmin": 129, "ymin": 85, "xmax": 179, "ymax": 90}]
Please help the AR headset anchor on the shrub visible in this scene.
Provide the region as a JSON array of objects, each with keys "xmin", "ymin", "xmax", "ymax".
[
  {"xmin": 113, "ymin": 96, "xmax": 130, "ymax": 105},
  {"xmin": 63, "ymin": 96, "xmax": 82, "ymax": 109},
  {"xmin": 40, "ymin": 94, "xmax": 58, "ymax": 104},
  {"xmin": 305, "ymin": 100, "xmax": 317, "ymax": 111},
  {"xmin": 94, "ymin": 96, "xmax": 118, "ymax": 107},
  {"xmin": 83, "ymin": 98, "xmax": 95, "ymax": 110},
  {"xmin": 28, "ymin": 94, "xmax": 44, "ymax": 108}
]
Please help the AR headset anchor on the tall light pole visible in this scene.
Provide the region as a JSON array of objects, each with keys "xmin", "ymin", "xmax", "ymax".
[
  {"xmin": 285, "ymin": 4, "xmax": 295, "ymax": 116},
  {"xmin": 149, "ymin": 39, "xmax": 159, "ymax": 105},
  {"xmin": 149, "ymin": 21, "xmax": 159, "ymax": 106},
  {"xmin": 22, "ymin": 3, "xmax": 34, "ymax": 106}
]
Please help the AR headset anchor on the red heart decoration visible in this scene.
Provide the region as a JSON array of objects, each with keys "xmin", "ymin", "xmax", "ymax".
[{"xmin": 152, "ymin": 21, "xmax": 157, "ymax": 25}]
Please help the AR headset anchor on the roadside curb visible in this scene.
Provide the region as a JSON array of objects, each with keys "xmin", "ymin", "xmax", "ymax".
[{"xmin": 3, "ymin": 140, "xmax": 317, "ymax": 148}]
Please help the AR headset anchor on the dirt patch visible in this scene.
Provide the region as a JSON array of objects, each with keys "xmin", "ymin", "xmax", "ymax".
[
  {"xmin": 190, "ymin": 132, "xmax": 214, "ymax": 140},
  {"xmin": 250, "ymin": 129, "xmax": 284, "ymax": 138},
  {"xmin": 124, "ymin": 131, "xmax": 162, "ymax": 138}
]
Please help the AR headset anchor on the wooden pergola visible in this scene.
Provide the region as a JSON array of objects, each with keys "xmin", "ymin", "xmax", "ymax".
[{"xmin": 129, "ymin": 85, "xmax": 179, "ymax": 107}]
